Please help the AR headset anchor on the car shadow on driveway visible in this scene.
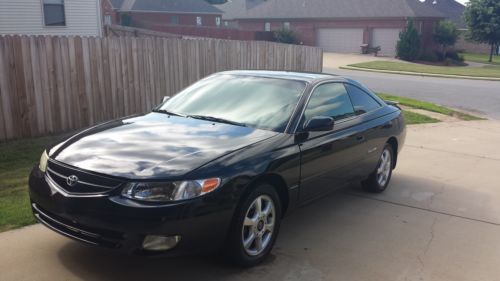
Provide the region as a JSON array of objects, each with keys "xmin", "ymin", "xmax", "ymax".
[
  {"xmin": 54, "ymin": 174, "xmax": 500, "ymax": 281},
  {"xmin": 54, "ymin": 185, "xmax": 364, "ymax": 281}
]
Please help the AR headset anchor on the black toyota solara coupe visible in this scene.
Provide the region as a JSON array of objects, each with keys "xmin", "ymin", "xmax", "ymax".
[{"xmin": 30, "ymin": 70, "xmax": 405, "ymax": 266}]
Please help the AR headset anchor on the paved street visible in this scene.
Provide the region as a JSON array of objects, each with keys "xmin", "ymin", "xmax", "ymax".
[
  {"xmin": 322, "ymin": 54, "xmax": 500, "ymax": 119},
  {"xmin": 2, "ymin": 120, "xmax": 500, "ymax": 281}
]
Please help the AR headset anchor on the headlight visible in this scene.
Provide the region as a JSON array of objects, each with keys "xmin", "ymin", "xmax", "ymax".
[
  {"xmin": 39, "ymin": 150, "xmax": 49, "ymax": 172},
  {"xmin": 121, "ymin": 178, "xmax": 221, "ymax": 202}
]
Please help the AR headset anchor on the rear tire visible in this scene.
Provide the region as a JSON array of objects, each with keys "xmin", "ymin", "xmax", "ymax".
[
  {"xmin": 225, "ymin": 183, "xmax": 282, "ymax": 267},
  {"xmin": 362, "ymin": 144, "xmax": 394, "ymax": 193}
]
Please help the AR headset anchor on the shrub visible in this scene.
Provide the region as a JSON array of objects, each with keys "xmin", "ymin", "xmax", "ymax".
[
  {"xmin": 446, "ymin": 50, "xmax": 464, "ymax": 62},
  {"xmin": 433, "ymin": 20, "xmax": 460, "ymax": 59},
  {"xmin": 396, "ymin": 19, "xmax": 421, "ymax": 61},
  {"xmin": 273, "ymin": 28, "xmax": 297, "ymax": 44},
  {"xmin": 419, "ymin": 52, "xmax": 440, "ymax": 62}
]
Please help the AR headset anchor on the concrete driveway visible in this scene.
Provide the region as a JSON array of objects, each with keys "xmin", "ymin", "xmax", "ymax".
[{"xmin": 2, "ymin": 120, "xmax": 500, "ymax": 281}]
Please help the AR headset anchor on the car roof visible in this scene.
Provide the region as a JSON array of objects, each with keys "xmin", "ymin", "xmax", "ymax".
[{"xmin": 217, "ymin": 70, "xmax": 348, "ymax": 83}]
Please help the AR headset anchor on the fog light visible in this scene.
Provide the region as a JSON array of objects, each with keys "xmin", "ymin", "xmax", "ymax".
[{"xmin": 142, "ymin": 235, "xmax": 181, "ymax": 251}]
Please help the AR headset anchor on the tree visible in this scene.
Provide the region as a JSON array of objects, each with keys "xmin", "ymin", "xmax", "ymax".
[
  {"xmin": 464, "ymin": 0, "xmax": 500, "ymax": 62},
  {"xmin": 396, "ymin": 19, "xmax": 421, "ymax": 61},
  {"xmin": 433, "ymin": 20, "xmax": 460, "ymax": 59}
]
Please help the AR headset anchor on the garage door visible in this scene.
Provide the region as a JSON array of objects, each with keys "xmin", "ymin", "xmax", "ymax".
[
  {"xmin": 316, "ymin": 28, "xmax": 364, "ymax": 53},
  {"xmin": 371, "ymin": 28, "xmax": 401, "ymax": 57}
]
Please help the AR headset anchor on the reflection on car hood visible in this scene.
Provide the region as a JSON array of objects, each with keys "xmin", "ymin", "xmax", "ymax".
[{"xmin": 49, "ymin": 113, "xmax": 278, "ymax": 179}]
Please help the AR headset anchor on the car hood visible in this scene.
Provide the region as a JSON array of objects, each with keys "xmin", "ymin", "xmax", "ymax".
[{"xmin": 49, "ymin": 113, "xmax": 278, "ymax": 179}]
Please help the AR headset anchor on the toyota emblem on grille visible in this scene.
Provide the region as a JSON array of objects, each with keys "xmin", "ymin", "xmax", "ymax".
[{"xmin": 66, "ymin": 175, "xmax": 79, "ymax": 187}]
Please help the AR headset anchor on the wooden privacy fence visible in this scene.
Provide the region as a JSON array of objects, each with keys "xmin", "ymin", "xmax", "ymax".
[{"xmin": 0, "ymin": 35, "xmax": 323, "ymax": 141}]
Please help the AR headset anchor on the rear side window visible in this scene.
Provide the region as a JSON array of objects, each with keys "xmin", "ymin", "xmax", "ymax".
[
  {"xmin": 345, "ymin": 84, "xmax": 381, "ymax": 115},
  {"xmin": 304, "ymin": 83, "xmax": 355, "ymax": 122}
]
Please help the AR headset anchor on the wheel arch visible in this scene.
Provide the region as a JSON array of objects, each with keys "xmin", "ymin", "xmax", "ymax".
[
  {"xmin": 387, "ymin": 137, "xmax": 398, "ymax": 169},
  {"xmin": 241, "ymin": 173, "xmax": 290, "ymax": 218}
]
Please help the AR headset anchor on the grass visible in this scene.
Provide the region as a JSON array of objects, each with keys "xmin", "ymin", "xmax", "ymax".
[
  {"xmin": 348, "ymin": 61, "xmax": 500, "ymax": 78},
  {"xmin": 377, "ymin": 93, "xmax": 484, "ymax": 121},
  {"xmin": 461, "ymin": 53, "xmax": 500, "ymax": 66},
  {"xmin": 402, "ymin": 111, "xmax": 440, "ymax": 124},
  {"xmin": 0, "ymin": 136, "xmax": 62, "ymax": 232}
]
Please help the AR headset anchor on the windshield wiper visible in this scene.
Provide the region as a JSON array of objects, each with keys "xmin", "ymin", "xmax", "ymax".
[
  {"xmin": 152, "ymin": 109, "xmax": 185, "ymax": 117},
  {"xmin": 187, "ymin": 115, "xmax": 246, "ymax": 127}
]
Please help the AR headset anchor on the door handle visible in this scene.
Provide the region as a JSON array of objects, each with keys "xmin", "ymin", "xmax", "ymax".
[{"xmin": 356, "ymin": 135, "xmax": 365, "ymax": 142}]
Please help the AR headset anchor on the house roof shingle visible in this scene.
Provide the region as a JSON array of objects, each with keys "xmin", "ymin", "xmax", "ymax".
[
  {"xmin": 118, "ymin": 0, "xmax": 223, "ymax": 14},
  {"xmin": 421, "ymin": 0, "xmax": 466, "ymax": 28},
  {"xmin": 218, "ymin": 0, "xmax": 445, "ymax": 20}
]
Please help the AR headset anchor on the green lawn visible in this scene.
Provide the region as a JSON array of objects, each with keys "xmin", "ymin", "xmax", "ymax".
[
  {"xmin": 462, "ymin": 53, "xmax": 500, "ymax": 66},
  {"xmin": 0, "ymin": 136, "xmax": 62, "ymax": 232},
  {"xmin": 348, "ymin": 61, "xmax": 500, "ymax": 78},
  {"xmin": 377, "ymin": 93, "xmax": 484, "ymax": 121},
  {"xmin": 403, "ymin": 111, "xmax": 440, "ymax": 124}
]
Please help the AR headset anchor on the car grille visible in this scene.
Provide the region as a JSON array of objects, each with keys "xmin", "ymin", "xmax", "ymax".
[
  {"xmin": 32, "ymin": 203, "xmax": 123, "ymax": 248},
  {"xmin": 46, "ymin": 160, "xmax": 123, "ymax": 195}
]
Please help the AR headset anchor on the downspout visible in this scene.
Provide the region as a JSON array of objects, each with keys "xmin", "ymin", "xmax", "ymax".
[{"xmin": 97, "ymin": 0, "xmax": 103, "ymax": 37}]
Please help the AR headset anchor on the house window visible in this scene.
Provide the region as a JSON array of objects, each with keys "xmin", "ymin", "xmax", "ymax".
[
  {"xmin": 224, "ymin": 21, "xmax": 229, "ymax": 27},
  {"xmin": 196, "ymin": 16, "xmax": 203, "ymax": 26},
  {"xmin": 171, "ymin": 15, "xmax": 179, "ymax": 25},
  {"xmin": 264, "ymin": 22, "xmax": 271, "ymax": 31},
  {"xmin": 215, "ymin": 17, "xmax": 221, "ymax": 27},
  {"xmin": 42, "ymin": 0, "xmax": 66, "ymax": 26},
  {"xmin": 104, "ymin": 15, "xmax": 112, "ymax": 25},
  {"xmin": 283, "ymin": 22, "xmax": 290, "ymax": 30}
]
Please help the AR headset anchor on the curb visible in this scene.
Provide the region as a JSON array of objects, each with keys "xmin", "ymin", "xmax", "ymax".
[{"xmin": 339, "ymin": 66, "xmax": 500, "ymax": 81}]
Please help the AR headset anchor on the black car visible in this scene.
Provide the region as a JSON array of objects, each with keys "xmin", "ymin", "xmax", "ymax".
[{"xmin": 30, "ymin": 70, "xmax": 405, "ymax": 266}]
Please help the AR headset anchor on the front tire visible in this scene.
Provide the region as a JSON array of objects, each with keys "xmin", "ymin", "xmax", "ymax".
[
  {"xmin": 225, "ymin": 183, "xmax": 282, "ymax": 267},
  {"xmin": 362, "ymin": 144, "xmax": 394, "ymax": 193}
]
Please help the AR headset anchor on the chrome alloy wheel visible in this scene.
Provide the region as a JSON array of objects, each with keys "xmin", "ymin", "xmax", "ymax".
[
  {"xmin": 377, "ymin": 149, "xmax": 392, "ymax": 187},
  {"xmin": 242, "ymin": 195, "xmax": 276, "ymax": 256}
]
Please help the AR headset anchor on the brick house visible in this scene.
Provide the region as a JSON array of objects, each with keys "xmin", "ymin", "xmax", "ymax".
[
  {"xmin": 103, "ymin": 0, "xmax": 224, "ymax": 28},
  {"xmin": 420, "ymin": 0, "xmax": 493, "ymax": 55},
  {"xmin": 217, "ymin": 0, "xmax": 448, "ymax": 57}
]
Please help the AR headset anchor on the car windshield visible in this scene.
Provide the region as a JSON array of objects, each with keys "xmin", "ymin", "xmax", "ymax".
[{"xmin": 158, "ymin": 74, "xmax": 307, "ymax": 132}]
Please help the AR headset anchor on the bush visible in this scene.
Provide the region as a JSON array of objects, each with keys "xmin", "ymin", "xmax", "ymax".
[
  {"xmin": 419, "ymin": 52, "xmax": 440, "ymax": 62},
  {"xmin": 273, "ymin": 28, "xmax": 297, "ymax": 44},
  {"xmin": 433, "ymin": 20, "xmax": 460, "ymax": 59},
  {"xmin": 446, "ymin": 50, "xmax": 464, "ymax": 62},
  {"xmin": 396, "ymin": 19, "xmax": 421, "ymax": 61},
  {"xmin": 420, "ymin": 50, "xmax": 464, "ymax": 64}
]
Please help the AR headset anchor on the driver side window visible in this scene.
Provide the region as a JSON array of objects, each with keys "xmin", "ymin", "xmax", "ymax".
[{"xmin": 303, "ymin": 83, "xmax": 355, "ymax": 124}]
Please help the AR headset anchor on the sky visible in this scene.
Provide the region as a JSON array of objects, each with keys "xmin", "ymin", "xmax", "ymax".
[{"xmin": 455, "ymin": 0, "xmax": 468, "ymax": 4}]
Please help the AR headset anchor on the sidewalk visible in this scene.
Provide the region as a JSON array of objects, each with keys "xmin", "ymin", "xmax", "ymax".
[{"xmin": 340, "ymin": 65, "xmax": 500, "ymax": 81}]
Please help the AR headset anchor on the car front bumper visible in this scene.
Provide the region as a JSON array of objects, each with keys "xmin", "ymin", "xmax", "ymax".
[{"xmin": 28, "ymin": 167, "xmax": 235, "ymax": 256}]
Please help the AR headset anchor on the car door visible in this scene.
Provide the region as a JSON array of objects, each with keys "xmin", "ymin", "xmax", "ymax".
[
  {"xmin": 297, "ymin": 82, "xmax": 368, "ymax": 202},
  {"xmin": 344, "ymin": 83, "xmax": 387, "ymax": 178}
]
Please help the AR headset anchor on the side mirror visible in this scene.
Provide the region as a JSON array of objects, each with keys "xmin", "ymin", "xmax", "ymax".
[
  {"xmin": 303, "ymin": 116, "xmax": 334, "ymax": 132},
  {"xmin": 162, "ymin": 96, "xmax": 171, "ymax": 103}
]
